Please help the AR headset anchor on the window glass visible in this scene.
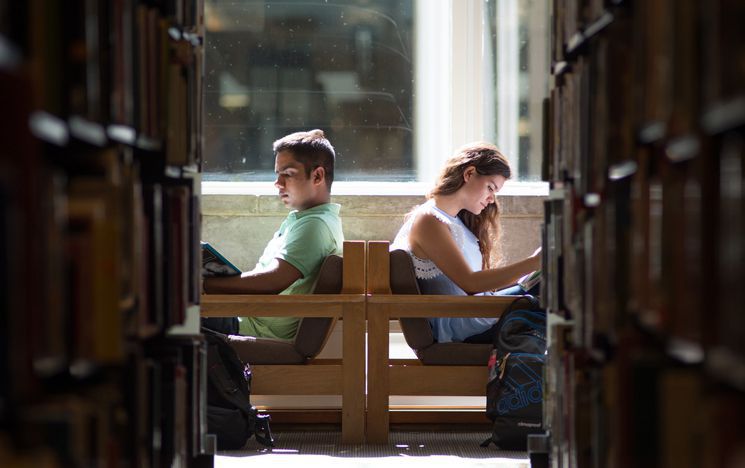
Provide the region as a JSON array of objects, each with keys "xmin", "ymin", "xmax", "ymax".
[
  {"xmin": 202, "ymin": 0, "xmax": 548, "ymax": 184},
  {"xmin": 485, "ymin": 0, "xmax": 548, "ymax": 182},
  {"xmin": 203, "ymin": 0, "xmax": 415, "ymax": 182}
]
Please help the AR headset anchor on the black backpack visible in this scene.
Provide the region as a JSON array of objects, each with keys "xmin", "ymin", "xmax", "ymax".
[
  {"xmin": 482, "ymin": 298, "xmax": 546, "ymax": 450},
  {"xmin": 202, "ymin": 327, "xmax": 274, "ymax": 449},
  {"xmin": 201, "ymin": 317, "xmax": 239, "ymax": 335}
]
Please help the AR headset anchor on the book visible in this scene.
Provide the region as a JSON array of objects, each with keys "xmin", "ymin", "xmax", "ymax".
[
  {"xmin": 518, "ymin": 269, "xmax": 542, "ymax": 292},
  {"xmin": 201, "ymin": 242, "xmax": 240, "ymax": 277}
]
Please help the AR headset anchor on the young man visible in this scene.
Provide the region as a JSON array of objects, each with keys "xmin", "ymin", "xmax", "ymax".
[{"xmin": 204, "ymin": 129, "xmax": 344, "ymax": 340}]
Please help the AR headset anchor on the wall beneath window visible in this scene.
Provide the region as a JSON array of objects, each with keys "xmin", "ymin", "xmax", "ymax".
[{"xmin": 201, "ymin": 194, "xmax": 545, "ymax": 268}]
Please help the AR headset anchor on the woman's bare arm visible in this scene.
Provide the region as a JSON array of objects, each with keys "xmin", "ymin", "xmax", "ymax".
[{"xmin": 409, "ymin": 214, "xmax": 540, "ymax": 294}]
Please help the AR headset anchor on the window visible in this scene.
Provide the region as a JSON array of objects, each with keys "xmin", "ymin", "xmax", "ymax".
[{"xmin": 203, "ymin": 0, "xmax": 548, "ymax": 185}]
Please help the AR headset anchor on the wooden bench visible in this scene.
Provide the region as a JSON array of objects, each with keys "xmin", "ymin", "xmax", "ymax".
[
  {"xmin": 201, "ymin": 240, "xmax": 366, "ymax": 443},
  {"xmin": 365, "ymin": 240, "xmax": 531, "ymax": 442}
]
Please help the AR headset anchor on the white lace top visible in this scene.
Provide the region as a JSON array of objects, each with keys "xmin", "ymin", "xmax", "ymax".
[
  {"xmin": 391, "ymin": 199, "xmax": 482, "ymax": 279},
  {"xmin": 390, "ymin": 200, "xmax": 498, "ymax": 343}
]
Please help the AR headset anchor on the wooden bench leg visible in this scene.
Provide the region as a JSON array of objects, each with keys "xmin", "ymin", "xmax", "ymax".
[
  {"xmin": 366, "ymin": 306, "xmax": 390, "ymax": 443},
  {"xmin": 341, "ymin": 302, "xmax": 365, "ymax": 443}
]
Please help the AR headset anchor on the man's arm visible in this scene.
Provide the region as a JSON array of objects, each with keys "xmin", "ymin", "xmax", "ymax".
[{"xmin": 203, "ymin": 258, "xmax": 302, "ymax": 294}]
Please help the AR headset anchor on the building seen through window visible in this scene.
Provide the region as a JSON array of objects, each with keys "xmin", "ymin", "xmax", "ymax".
[{"xmin": 203, "ymin": 0, "xmax": 548, "ymax": 184}]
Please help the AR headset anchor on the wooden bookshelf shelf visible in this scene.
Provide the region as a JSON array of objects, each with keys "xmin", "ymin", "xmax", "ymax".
[
  {"xmin": 565, "ymin": 31, "xmax": 585, "ymax": 56},
  {"xmin": 29, "ymin": 111, "xmax": 69, "ymax": 146},
  {"xmin": 551, "ymin": 61, "xmax": 571, "ymax": 77},
  {"xmin": 583, "ymin": 11, "xmax": 614, "ymax": 40},
  {"xmin": 560, "ymin": 11, "xmax": 615, "ymax": 63},
  {"xmin": 702, "ymin": 95, "xmax": 745, "ymax": 135},
  {"xmin": 545, "ymin": 1, "xmax": 745, "ymax": 466},
  {"xmin": 135, "ymin": 135, "xmax": 163, "ymax": 152},
  {"xmin": 2, "ymin": 1, "xmax": 210, "ymax": 466},
  {"xmin": 68, "ymin": 116, "xmax": 108, "ymax": 147},
  {"xmin": 637, "ymin": 121, "xmax": 667, "ymax": 145},
  {"xmin": 107, "ymin": 124, "xmax": 136, "ymax": 145},
  {"xmin": 0, "ymin": 34, "xmax": 22, "ymax": 71},
  {"xmin": 607, "ymin": 160, "xmax": 637, "ymax": 181},
  {"xmin": 707, "ymin": 347, "xmax": 745, "ymax": 392},
  {"xmin": 665, "ymin": 337, "xmax": 704, "ymax": 366},
  {"xmin": 665, "ymin": 135, "xmax": 700, "ymax": 163}
]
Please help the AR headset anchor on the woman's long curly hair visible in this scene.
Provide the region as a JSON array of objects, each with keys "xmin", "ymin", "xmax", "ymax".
[{"xmin": 428, "ymin": 142, "xmax": 511, "ymax": 269}]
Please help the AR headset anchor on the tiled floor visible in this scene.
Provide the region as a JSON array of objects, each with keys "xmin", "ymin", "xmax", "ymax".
[{"xmin": 216, "ymin": 431, "xmax": 529, "ymax": 468}]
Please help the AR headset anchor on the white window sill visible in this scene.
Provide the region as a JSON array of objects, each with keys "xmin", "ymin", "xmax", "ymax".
[{"xmin": 201, "ymin": 180, "xmax": 549, "ymax": 197}]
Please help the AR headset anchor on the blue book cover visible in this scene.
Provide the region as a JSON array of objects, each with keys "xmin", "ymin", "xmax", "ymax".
[{"xmin": 201, "ymin": 241, "xmax": 241, "ymax": 276}]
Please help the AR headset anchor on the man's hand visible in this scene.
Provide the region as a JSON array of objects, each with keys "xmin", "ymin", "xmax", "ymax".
[
  {"xmin": 202, "ymin": 261, "xmax": 239, "ymax": 277},
  {"xmin": 203, "ymin": 258, "xmax": 302, "ymax": 294}
]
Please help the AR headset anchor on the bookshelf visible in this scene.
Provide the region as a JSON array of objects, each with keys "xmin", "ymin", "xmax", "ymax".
[
  {"xmin": 543, "ymin": 1, "xmax": 745, "ymax": 467},
  {"xmin": 1, "ymin": 1, "xmax": 211, "ymax": 466}
]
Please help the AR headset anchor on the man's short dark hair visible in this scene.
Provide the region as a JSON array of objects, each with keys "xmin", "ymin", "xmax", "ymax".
[{"xmin": 273, "ymin": 129, "xmax": 336, "ymax": 190}]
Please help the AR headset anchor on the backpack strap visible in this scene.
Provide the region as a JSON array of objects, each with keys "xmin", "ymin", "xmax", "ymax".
[{"xmin": 490, "ymin": 295, "xmax": 541, "ymax": 347}]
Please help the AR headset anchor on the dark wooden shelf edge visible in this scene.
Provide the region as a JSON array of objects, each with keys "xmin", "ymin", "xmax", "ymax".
[
  {"xmin": 165, "ymin": 166, "xmax": 183, "ymax": 178},
  {"xmin": 702, "ymin": 96, "xmax": 745, "ymax": 135},
  {"xmin": 665, "ymin": 134, "xmax": 700, "ymax": 163},
  {"xmin": 164, "ymin": 164, "xmax": 200, "ymax": 179},
  {"xmin": 30, "ymin": 115, "xmax": 166, "ymax": 151},
  {"xmin": 665, "ymin": 337, "xmax": 704, "ymax": 365},
  {"xmin": 168, "ymin": 26, "xmax": 203, "ymax": 46},
  {"xmin": 565, "ymin": 31, "xmax": 585, "ymax": 56},
  {"xmin": 552, "ymin": 61, "xmax": 571, "ymax": 77},
  {"xmin": 707, "ymin": 347, "xmax": 745, "ymax": 392},
  {"xmin": 637, "ymin": 121, "xmax": 667, "ymax": 145},
  {"xmin": 136, "ymin": 135, "xmax": 163, "ymax": 152},
  {"xmin": 583, "ymin": 11, "xmax": 614, "ymax": 42},
  {"xmin": 0, "ymin": 34, "xmax": 23, "ymax": 71},
  {"xmin": 69, "ymin": 116, "xmax": 108, "ymax": 147},
  {"xmin": 29, "ymin": 111, "xmax": 69, "ymax": 147},
  {"xmin": 583, "ymin": 192, "xmax": 601, "ymax": 207},
  {"xmin": 632, "ymin": 313, "xmax": 705, "ymax": 366},
  {"xmin": 608, "ymin": 160, "xmax": 638, "ymax": 181},
  {"xmin": 563, "ymin": 11, "xmax": 614, "ymax": 59},
  {"xmin": 107, "ymin": 124, "xmax": 137, "ymax": 145}
]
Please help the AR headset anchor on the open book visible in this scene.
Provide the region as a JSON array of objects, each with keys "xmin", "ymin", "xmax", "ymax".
[
  {"xmin": 201, "ymin": 241, "xmax": 241, "ymax": 277},
  {"xmin": 517, "ymin": 269, "xmax": 541, "ymax": 292}
]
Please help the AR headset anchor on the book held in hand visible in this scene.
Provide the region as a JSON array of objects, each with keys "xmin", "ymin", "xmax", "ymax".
[
  {"xmin": 518, "ymin": 269, "xmax": 541, "ymax": 292},
  {"xmin": 201, "ymin": 241, "xmax": 241, "ymax": 277}
]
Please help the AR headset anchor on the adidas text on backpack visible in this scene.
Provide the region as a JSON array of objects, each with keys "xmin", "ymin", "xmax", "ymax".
[{"xmin": 482, "ymin": 298, "xmax": 546, "ymax": 450}]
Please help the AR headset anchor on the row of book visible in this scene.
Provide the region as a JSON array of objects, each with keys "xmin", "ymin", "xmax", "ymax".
[
  {"xmin": 1, "ymin": 0, "xmax": 210, "ymax": 466},
  {"xmin": 543, "ymin": 1, "xmax": 745, "ymax": 467}
]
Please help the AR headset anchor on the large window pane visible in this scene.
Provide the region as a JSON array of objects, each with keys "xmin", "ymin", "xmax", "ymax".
[
  {"xmin": 202, "ymin": 0, "xmax": 549, "ymax": 185},
  {"xmin": 486, "ymin": 0, "xmax": 548, "ymax": 182},
  {"xmin": 203, "ymin": 0, "xmax": 415, "ymax": 181}
]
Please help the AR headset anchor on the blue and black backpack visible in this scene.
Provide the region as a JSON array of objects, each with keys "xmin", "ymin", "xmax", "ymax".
[{"xmin": 482, "ymin": 298, "xmax": 546, "ymax": 450}]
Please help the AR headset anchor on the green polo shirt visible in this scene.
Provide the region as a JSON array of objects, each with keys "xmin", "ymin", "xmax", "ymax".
[{"xmin": 238, "ymin": 203, "xmax": 344, "ymax": 339}]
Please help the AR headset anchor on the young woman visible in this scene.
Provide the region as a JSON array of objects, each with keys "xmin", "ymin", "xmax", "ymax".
[{"xmin": 391, "ymin": 142, "xmax": 541, "ymax": 343}]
